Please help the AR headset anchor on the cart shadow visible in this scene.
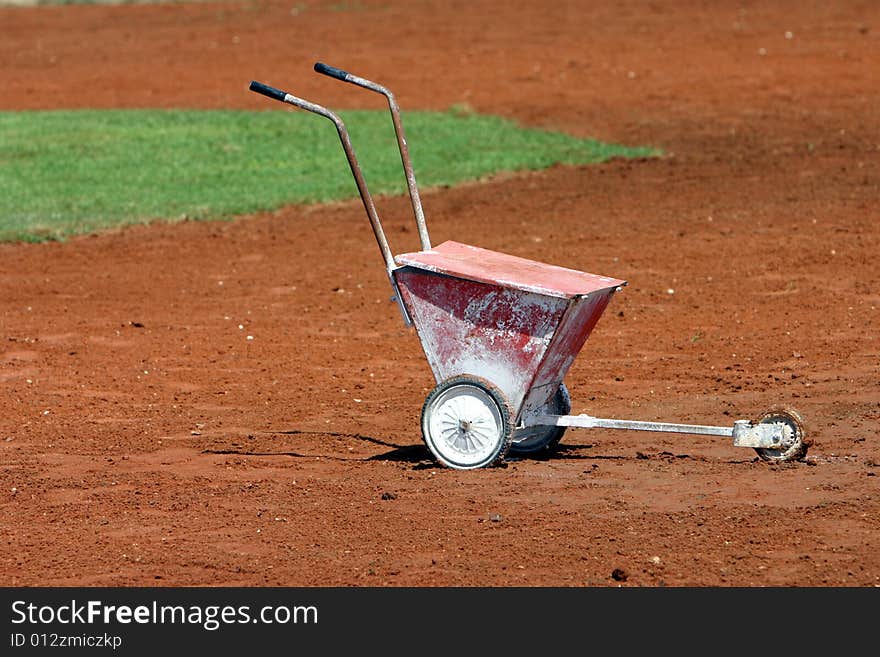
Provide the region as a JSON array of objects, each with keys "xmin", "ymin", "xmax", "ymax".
[
  {"xmin": 264, "ymin": 431, "xmax": 637, "ymax": 465},
  {"xmin": 202, "ymin": 429, "xmax": 433, "ymax": 465},
  {"xmin": 202, "ymin": 430, "xmax": 737, "ymax": 467}
]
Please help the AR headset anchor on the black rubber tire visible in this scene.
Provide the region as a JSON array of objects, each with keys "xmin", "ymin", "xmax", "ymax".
[
  {"xmin": 420, "ymin": 375, "xmax": 513, "ymax": 470},
  {"xmin": 509, "ymin": 384, "xmax": 571, "ymax": 455}
]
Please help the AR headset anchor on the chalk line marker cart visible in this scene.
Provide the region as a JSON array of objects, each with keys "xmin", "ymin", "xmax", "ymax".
[{"xmin": 248, "ymin": 63, "xmax": 808, "ymax": 470}]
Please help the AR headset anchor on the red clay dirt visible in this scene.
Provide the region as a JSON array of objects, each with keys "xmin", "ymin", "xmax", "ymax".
[{"xmin": 1, "ymin": 0, "xmax": 878, "ymax": 587}]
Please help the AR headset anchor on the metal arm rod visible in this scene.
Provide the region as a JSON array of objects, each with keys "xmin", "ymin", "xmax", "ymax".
[
  {"xmin": 529, "ymin": 414, "xmax": 735, "ymax": 437},
  {"xmin": 314, "ymin": 62, "xmax": 431, "ymax": 251},
  {"xmin": 249, "ymin": 80, "xmax": 396, "ymax": 273},
  {"xmin": 527, "ymin": 413, "xmax": 787, "ymax": 449}
]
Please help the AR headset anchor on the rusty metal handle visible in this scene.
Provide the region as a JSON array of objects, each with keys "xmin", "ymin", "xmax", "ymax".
[
  {"xmin": 313, "ymin": 62, "xmax": 431, "ymax": 251},
  {"xmin": 247, "ymin": 79, "xmax": 396, "ymax": 274}
]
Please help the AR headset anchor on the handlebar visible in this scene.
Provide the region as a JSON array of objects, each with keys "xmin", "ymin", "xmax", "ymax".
[
  {"xmin": 313, "ymin": 62, "xmax": 430, "ymax": 251},
  {"xmin": 248, "ymin": 80, "xmax": 288, "ymax": 103},
  {"xmin": 313, "ymin": 62, "xmax": 349, "ymax": 82}
]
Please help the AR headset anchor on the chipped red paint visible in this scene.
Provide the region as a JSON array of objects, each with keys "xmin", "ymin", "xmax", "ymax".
[
  {"xmin": 519, "ymin": 291, "xmax": 616, "ymax": 418},
  {"xmin": 393, "ymin": 241, "xmax": 624, "ymax": 419},
  {"xmin": 395, "ymin": 241, "xmax": 625, "ymax": 299}
]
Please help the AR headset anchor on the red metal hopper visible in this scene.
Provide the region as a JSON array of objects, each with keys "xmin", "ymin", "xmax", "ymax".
[{"xmin": 394, "ymin": 240, "xmax": 624, "ymax": 422}]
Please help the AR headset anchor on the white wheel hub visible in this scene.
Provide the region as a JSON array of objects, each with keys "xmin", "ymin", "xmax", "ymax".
[{"xmin": 423, "ymin": 382, "xmax": 506, "ymax": 469}]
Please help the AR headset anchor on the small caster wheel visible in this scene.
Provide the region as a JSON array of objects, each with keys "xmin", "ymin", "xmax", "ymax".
[
  {"xmin": 509, "ymin": 383, "xmax": 571, "ymax": 455},
  {"xmin": 421, "ymin": 375, "xmax": 512, "ymax": 470},
  {"xmin": 754, "ymin": 405, "xmax": 808, "ymax": 462}
]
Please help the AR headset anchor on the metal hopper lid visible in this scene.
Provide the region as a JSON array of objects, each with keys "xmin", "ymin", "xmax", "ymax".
[{"xmin": 394, "ymin": 240, "xmax": 626, "ymax": 299}]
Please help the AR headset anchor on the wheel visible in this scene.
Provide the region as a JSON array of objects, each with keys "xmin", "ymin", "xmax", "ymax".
[
  {"xmin": 420, "ymin": 375, "xmax": 513, "ymax": 470},
  {"xmin": 509, "ymin": 383, "xmax": 571, "ymax": 455},
  {"xmin": 754, "ymin": 405, "xmax": 809, "ymax": 462}
]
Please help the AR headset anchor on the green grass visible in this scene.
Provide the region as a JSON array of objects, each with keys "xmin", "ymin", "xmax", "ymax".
[{"xmin": 0, "ymin": 109, "xmax": 656, "ymax": 242}]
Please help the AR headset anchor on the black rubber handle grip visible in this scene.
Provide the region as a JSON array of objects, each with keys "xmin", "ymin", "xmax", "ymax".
[
  {"xmin": 314, "ymin": 62, "xmax": 349, "ymax": 81},
  {"xmin": 249, "ymin": 80, "xmax": 288, "ymax": 102}
]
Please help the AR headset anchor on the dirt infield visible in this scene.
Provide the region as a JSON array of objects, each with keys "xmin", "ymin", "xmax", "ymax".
[{"xmin": 1, "ymin": 0, "xmax": 878, "ymax": 586}]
